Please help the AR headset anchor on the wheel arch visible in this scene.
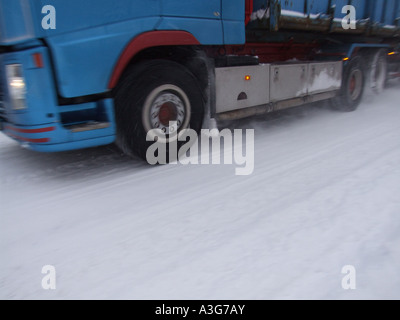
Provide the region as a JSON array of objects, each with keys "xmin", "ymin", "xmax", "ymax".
[
  {"xmin": 345, "ymin": 44, "xmax": 390, "ymax": 63},
  {"xmin": 109, "ymin": 31, "xmax": 201, "ymax": 88},
  {"xmin": 109, "ymin": 31, "xmax": 211, "ymax": 106}
]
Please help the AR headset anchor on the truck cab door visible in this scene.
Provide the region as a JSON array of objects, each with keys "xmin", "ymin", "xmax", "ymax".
[
  {"xmin": 159, "ymin": 0, "xmax": 223, "ymax": 44},
  {"xmin": 221, "ymin": 0, "xmax": 246, "ymax": 44},
  {"xmin": 162, "ymin": 0, "xmax": 221, "ymax": 20}
]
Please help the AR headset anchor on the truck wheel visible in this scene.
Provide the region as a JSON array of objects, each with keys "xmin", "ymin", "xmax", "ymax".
[
  {"xmin": 369, "ymin": 49, "xmax": 387, "ymax": 94},
  {"xmin": 114, "ymin": 60, "xmax": 204, "ymax": 162},
  {"xmin": 331, "ymin": 56, "xmax": 365, "ymax": 112}
]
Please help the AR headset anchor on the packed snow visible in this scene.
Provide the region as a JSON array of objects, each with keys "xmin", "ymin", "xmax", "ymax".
[
  {"xmin": 1, "ymin": 82, "xmax": 400, "ymax": 300},
  {"xmin": 307, "ymin": 69, "xmax": 342, "ymax": 94}
]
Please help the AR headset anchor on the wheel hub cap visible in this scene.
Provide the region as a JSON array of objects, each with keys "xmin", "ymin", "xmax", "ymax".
[
  {"xmin": 150, "ymin": 93, "xmax": 186, "ymax": 135},
  {"xmin": 348, "ymin": 70, "xmax": 362, "ymax": 101},
  {"xmin": 158, "ymin": 102, "xmax": 178, "ymax": 126}
]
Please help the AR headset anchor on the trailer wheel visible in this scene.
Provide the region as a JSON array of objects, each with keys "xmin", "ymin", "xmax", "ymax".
[
  {"xmin": 369, "ymin": 49, "xmax": 387, "ymax": 94},
  {"xmin": 114, "ymin": 60, "xmax": 204, "ymax": 162},
  {"xmin": 331, "ymin": 56, "xmax": 365, "ymax": 112}
]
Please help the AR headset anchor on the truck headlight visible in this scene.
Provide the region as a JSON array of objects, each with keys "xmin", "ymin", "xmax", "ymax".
[{"xmin": 6, "ymin": 64, "xmax": 27, "ymax": 110}]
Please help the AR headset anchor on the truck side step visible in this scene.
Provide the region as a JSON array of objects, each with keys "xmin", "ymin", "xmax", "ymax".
[{"xmin": 66, "ymin": 121, "xmax": 110, "ymax": 133}]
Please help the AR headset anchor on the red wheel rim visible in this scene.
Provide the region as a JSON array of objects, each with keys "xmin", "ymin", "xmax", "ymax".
[
  {"xmin": 158, "ymin": 102, "xmax": 178, "ymax": 126},
  {"xmin": 349, "ymin": 75, "xmax": 356, "ymax": 94}
]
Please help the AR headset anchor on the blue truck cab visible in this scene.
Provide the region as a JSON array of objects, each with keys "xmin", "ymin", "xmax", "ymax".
[{"xmin": 0, "ymin": 0, "xmax": 245, "ymax": 152}]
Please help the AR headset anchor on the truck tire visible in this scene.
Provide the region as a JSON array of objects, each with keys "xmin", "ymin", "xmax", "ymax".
[
  {"xmin": 369, "ymin": 49, "xmax": 388, "ymax": 94},
  {"xmin": 114, "ymin": 60, "xmax": 204, "ymax": 162},
  {"xmin": 331, "ymin": 56, "xmax": 365, "ymax": 112}
]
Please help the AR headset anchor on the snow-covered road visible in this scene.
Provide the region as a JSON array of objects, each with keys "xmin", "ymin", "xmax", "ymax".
[{"xmin": 1, "ymin": 83, "xmax": 400, "ymax": 300}]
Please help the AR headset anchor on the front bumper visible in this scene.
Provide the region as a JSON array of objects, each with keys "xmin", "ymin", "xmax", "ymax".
[{"xmin": 0, "ymin": 118, "xmax": 115, "ymax": 152}]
